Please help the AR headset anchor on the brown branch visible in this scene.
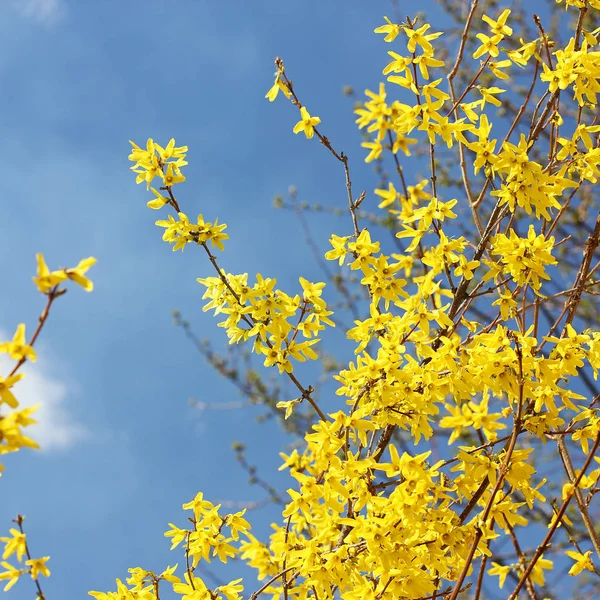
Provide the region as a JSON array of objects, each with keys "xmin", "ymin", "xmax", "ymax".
[{"xmin": 8, "ymin": 288, "xmax": 61, "ymax": 379}]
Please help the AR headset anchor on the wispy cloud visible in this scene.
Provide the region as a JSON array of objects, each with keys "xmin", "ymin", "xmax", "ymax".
[
  {"xmin": 1, "ymin": 330, "xmax": 87, "ymax": 451},
  {"xmin": 18, "ymin": 364, "xmax": 87, "ymax": 451},
  {"xmin": 9, "ymin": 0, "xmax": 66, "ymax": 26}
]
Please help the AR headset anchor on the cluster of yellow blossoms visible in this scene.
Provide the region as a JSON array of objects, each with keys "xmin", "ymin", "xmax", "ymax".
[
  {"xmin": 198, "ymin": 273, "xmax": 334, "ymax": 374},
  {"xmin": 0, "ymin": 518, "xmax": 50, "ymax": 592},
  {"xmin": 128, "ymin": 139, "xmax": 335, "ymax": 377},
  {"xmin": 89, "ymin": 495, "xmax": 249, "ymax": 600}
]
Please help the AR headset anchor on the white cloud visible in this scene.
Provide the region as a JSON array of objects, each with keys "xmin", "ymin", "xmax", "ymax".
[
  {"xmin": 1, "ymin": 330, "xmax": 87, "ymax": 451},
  {"xmin": 18, "ymin": 364, "xmax": 87, "ymax": 451},
  {"xmin": 8, "ymin": 0, "xmax": 66, "ymax": 26}
]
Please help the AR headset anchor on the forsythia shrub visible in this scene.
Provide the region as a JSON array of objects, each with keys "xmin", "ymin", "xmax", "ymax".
[{"xmin": 6, "ymin": 0, "xmax": 600, "ymax": 598}]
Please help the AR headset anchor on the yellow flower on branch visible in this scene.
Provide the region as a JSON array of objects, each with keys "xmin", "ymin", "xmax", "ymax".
[
  {"xmin": 154, "ymin": 138, "xmax": 187, "ymax": 161},
  {"xmin": 0, "ymin": 373, "xmax": 23, "ymax": 409},
  {"xmin": 374, "ymin": 16, "xmax": 401, "ymax": 42},
  {"xmin": 33, "ymin": 253, "xmax": 96, "ymax": 294},
  {"xmin": 25, "ymin": 556, "xmax": 50, "ymax": 580},
  {"xmin": 265, "ymin": 77, "xmax": 291, "ymax": 102},
  {"xmin": 453, "ymin": 255, "xmax": 480, "ymax": 280},
  {"xmin": 488, "ymin": 59, "xmax": 512, "ymax": 79},
  {"xmin": 32, "ymin": 253, "xmax": 68, "ymax": 293},
  {"xmin": 0, "ymin": 529, "xmax": 26, "ymax": 562},
  {"xmin": 488, "ymin": 561, "xmax": 512, "ymax": 588},
  {"xmin": 0, "ymin": 562, "xmax": 23, "ymax": 591},
  {"xmin": 476, "ymin": 85, "xmax": 506, "ymax": 108},
  {"xmin": 66, "ymin": 257, "xmax": 97, "ymax": 292},
  {"xmin": 324, "ymin": 234, "xmax": 350, "ymax": 265},
  {"xmin": 147, "ymin": 187, "xmax": 169, "ymax": 210},
  {"xmin": 473, "ymin": 33, "xmax": 503, "ymax": 59},
  {"xmin": 482, "ymin": 9, "xmax": 513, "ymax": 37},
  {"xmin": 361, "ymin": 138, "xmax": 383, "ymax": 162},
  {"xmin": 216, "ymin": 578, "xmax": 244, "ymax": 600},
  {"xmin": 565, "ymin": 550, "xmax": 595, "ymax": 576},
  {"xmin": 161, "ymin": 163, "xmax": 185, "ymax": 187},
  {"xmin": 0, "ymin": 325, "xmax": 36, "ymax": 363},
  {"xmin": 293, "ymin": 107, "xmax": 321, "ymax": 139},
  {"xmin": 404, "ymin": 24, "xmax": 442, "ymax": 54}
]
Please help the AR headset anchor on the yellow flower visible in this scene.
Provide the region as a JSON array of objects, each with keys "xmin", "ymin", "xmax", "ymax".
[
  {"xmin": 0, "ymin": 529, "xmax": 26, "ymax": 562},
  {"xmin": 476, "ymin": 85, "xmax": 506, "ymax": 108},
  {"xmin": 158, "ymin": 564, "xmax": 180, "ymax": 584},
  {"xmin": 276, "ymin": 398, "xmax": 300, "ymax": 419},
  {"xmin": 473, "ymin": 33, "xmax": 503, "ymax": 59},
  {"xmin": 492, "ymin": 290, "xmax": 517, "ymax": 321},
  {"xmin": 25, "ymin": 556, "xmax": 50, "ymax": 580},
  {"xmin": 324, "ymin": 234, "xmax": 350, "ymax": 265},
  {"xmin": 565, "ymin": 550, "xmax": 595, "ymax": 576},
  {"xmin": 182, "ymin": 492, "xmax": 215, "ymax": 521},
  {"xmin": 216, "ymin": 578, "xmax": 244, "ymax": 600},
  {"xmin": 375, "ymin": 183, "xmax": 399, "ymax": 208},
  {"xmin": 0, "ymin": 562, "xmax": 22, "ymax": 591},
  {"xmin": 147, "ymin": 187, "xmax": 170, "ymax": 210},
  {"xmin": 405, "ymin": 24, "xmax": 443, "ymax": 54},
  {"xmin": 265, "ymin": 77, "xmax": 290, "ymax": 102},
  {"xmin": 155, "ymin": 138, "xmax": 187, "ymax": 161},
  {"xmin": 0, "ymin": 373, "xmax": 23, "ymax": 408},
  {"xmin": 374, "ymin": 16, "xmax": 402, "ymax": 42},
  {"xmin": 482, "ymin": 9, "xmax": 513, "ymax": 37},
  {"xmin": 32, "ymin": 253, "xmax": 68, "ymax": 294},
  {"xmin": 530, "ymin": 556, "xmax": 553, "ymax": 586},
  {"xmin": 299, "ymin": 278, "xmax": 327, "ymax": 310},
  {"xmin": 66, "ymin": 257, "xmax": 97, "ymax": 292},
  {"xmin": 293, "ymin": 107, "xmax": 321, "ymax": 139},
  {"xmin": 361, "ymin": 138, "xmax": 383, "ymax": 162},
  {"xmin": 225, "ymin": 510, "xmax": 251, "ymax": 540},
  {"xmin": 33, "ymin": 254, "xmax": 96, "ymax": 294},
  {"xmin": 164, "ymin": 523, "xmax": 187, "ymax": 551},
  {"xmin": 488, "ymin": 59, "xmax": 512, "ymax": 79},
  {"xmin": 173, "ymin": 573, "xmax": 210, "ymax": 599},
  {"xmin": 488, "ymin": 561, "xmax": 511, "ymax": 588},
  {"xmin": 161, "ymin": 163, "xmax": 186, "ymax": 187},
  {"xmin": 453, "ymin": 255, "xmax": 480, "ymax": 280},
  {"xmin": 0, "ymin": 325, "xmax": 36, "ymax": 363}
]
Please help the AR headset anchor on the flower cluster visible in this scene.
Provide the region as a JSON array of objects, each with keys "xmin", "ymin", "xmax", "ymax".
[
  {"xmin": 156, "ymin": 212, "xmax": 229, "ymax": 252},
  {"xmin": 92, "ymin": 4, "xmax": 600, "ymax": 600},
  {"xmin": 488, "ymin": 225, "xmax": 557, "ymax": 293},
  {"xmin": 197, "ymin": 273, "xmax": 333, "ymax": 373},
  {"xmin": 128, "ymin": 139, "xmax": 230, "ymax": 252},
  {"xmin": 0, "ymin": 519, "xmax": 50, "ymax": 591},
  {"xmin": 91, "ymin": 494, "xmax": 249, "ymax": 600}
]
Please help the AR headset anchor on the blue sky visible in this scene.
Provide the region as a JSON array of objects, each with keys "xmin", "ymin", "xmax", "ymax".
[{"xmin": 0, "ymin": 0, "xmax": 566, "ymax": 598}]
